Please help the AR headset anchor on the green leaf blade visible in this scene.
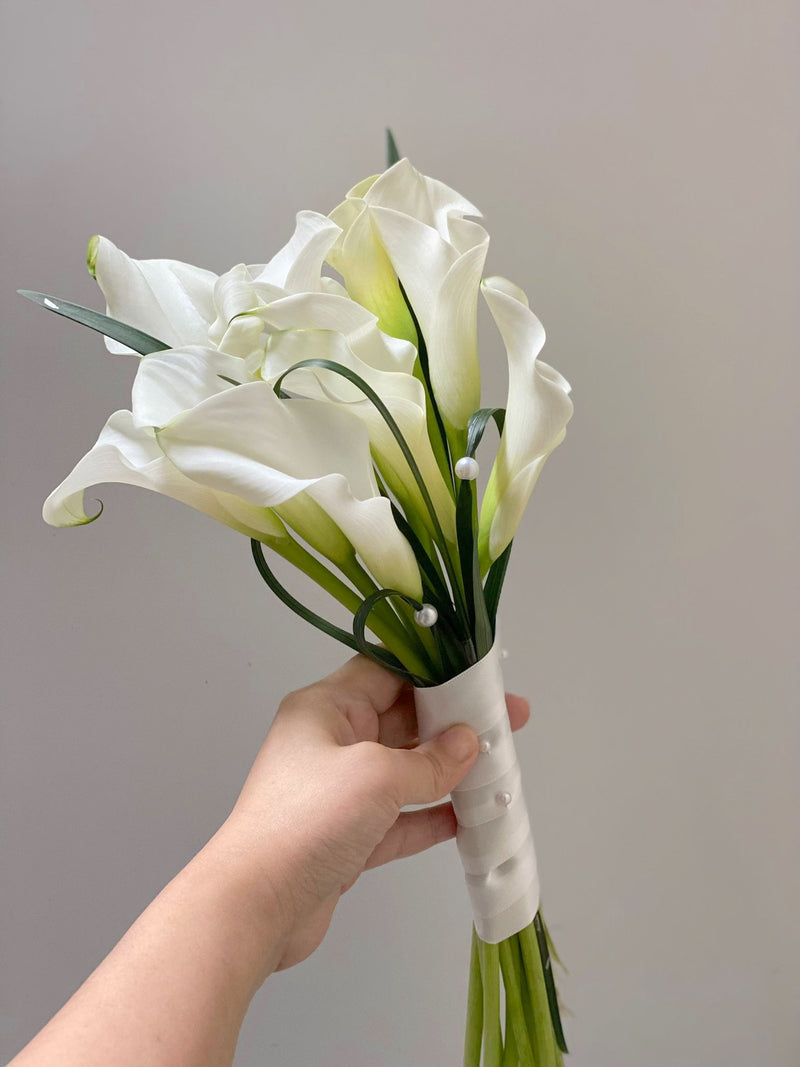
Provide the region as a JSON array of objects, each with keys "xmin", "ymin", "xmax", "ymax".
[
  {"xmin": 17, "ymin": 290, "xmax": 170, "ymax": 356},
  {"xmin": 386, "ymin": 128, "xmax": 401, "ymax": 167}
]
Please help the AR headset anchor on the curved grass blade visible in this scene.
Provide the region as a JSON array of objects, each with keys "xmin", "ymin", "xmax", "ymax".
[
  {"xmin": 400, "ymin": 279, "xmax": 454, "ymax": 491},
  {"xmin": 373, "ymin": 471, "xmax": 466, "ymax": 675},
  {"xmin": 17, "ymin": 290, "xmax": 169, "ymax": 355},
  {"xmin": 352, "ymin": 589, "xmax": 430, "ymax": 686},
  {"xmin": 456, "ymin": 477, "xmax": 493, "ymax": 660},
  {"xmin": 533, "ymin": 913, "xmax": 568, "ymax": 1054},
  {"xmin": 389, "ymin": 504, "xmax": 468, "ymax": 677},
  {"xmin": 389, "ymin": 504, "xmax": 452, "ymax": 612},
  {"xmin": 466, "ymin": 407, "xmax": 505, "ymax": 458},
  {"xmin": 250, "ymin": 540, "xmax": 411, "ymax": 678},
  {"xmin": 272, "ymin": 358, "xmax": 467, "ymax": 617},
  {"xmin": 483, "ymin": 541, "xmax": 513, "ymax": 635},
  {"xmin": 386, "ymin": 128, "xmax": 401, "ymax": 167}
]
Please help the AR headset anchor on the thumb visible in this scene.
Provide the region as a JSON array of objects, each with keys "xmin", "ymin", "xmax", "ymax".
[{"xmin": 383, "ymin": 724, "xmax": 479, "ymax": 807}]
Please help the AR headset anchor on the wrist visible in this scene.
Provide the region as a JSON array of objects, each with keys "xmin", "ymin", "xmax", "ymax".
[{"xmin": 188, "ymin": 824, "xmax": 296, "ymax": 992}]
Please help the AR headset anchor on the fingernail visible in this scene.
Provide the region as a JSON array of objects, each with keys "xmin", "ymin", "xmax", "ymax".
[{"xmin": 441, "ymin": 724, "xmax": 477, "ymax": 761}]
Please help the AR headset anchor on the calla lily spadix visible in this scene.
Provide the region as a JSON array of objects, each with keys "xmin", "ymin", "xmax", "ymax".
[{"xmin": 28, "ymin": 144, "xmax": 574, "ymax": 1067}]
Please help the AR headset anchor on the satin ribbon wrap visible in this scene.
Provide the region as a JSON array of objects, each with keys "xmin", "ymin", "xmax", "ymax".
[{"xmin": 414, "ymin": 639, "xmax": 540, "ymax": 943}]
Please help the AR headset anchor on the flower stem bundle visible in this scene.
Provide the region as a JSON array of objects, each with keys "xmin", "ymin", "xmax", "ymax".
[{"xmin": 22, "ymin": 131, "xmax": 574, "ymax": 1064}]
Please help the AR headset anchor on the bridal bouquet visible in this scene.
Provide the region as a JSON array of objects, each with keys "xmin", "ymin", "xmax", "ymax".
[{"xmin": 22, "ymin": 135, "xmax": 573, "ymax": 1066}]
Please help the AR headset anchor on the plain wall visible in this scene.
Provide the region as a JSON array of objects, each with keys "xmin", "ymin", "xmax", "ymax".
[{"xmin": 1, "ymin": 1, "xmax": 798, "ymax": 1064}]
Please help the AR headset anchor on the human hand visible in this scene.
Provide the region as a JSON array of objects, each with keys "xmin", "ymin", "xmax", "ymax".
[
  {"xmin": 7, "ymin": 656, "xmax": 531, "ymax": 1067},
  {"xmin": 212, "ymin": 654, "xmax": 530, "ymax": 973}
]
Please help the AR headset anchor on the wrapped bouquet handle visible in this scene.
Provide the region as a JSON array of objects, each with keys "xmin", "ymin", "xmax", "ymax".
[{"xmin": 415, "ymin": 638, "xmax": 540, "ymax": 944}]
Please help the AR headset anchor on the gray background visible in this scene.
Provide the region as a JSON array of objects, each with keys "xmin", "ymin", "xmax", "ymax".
[{"xmin": 1, "ymin": 1, "xmax": 798, "ymax": 1064}]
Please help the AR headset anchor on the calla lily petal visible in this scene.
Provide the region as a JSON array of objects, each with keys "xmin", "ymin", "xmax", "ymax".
[
  {"xmin": 156, "ymin": 382, "xmax": 422, "ymax": 596},
  {"xmin": 250, "ymin": 211, "xmax": 341, "ymax": 293},
  {"xmin": 364, "ymin": 159, "xmax": 481, "ymax": 237},
  {"xmin": 328, "ymin": 159, "xmax": 488, "ymax": 428},
  {"xmin": 42, "ymin": 409, "xmax": 286, "ymax": 543},
  {"xmin": 261, "ymin": 328, "xmax": 456, "ymax": 542},
  {"xmin": 131, "ymin": 346, "xmax": 245, "ymax": 429},
  {"xmin": 478, "ymin": 277, "xmax": 573, "ymax": 567},
  {"xmin": 369, "ymin": 205, "xmax": 488, "ymax": 429},
  {"xmin": 90, "ymin": 236, "xmax": 217, "ymax": 355},
  {"xmin": 327, "ymin": 198, "xmax": 418, "ymax": 345},
  {"xmin": 259, "ymin": 292, "xmax": 416, "ymax": 374}
]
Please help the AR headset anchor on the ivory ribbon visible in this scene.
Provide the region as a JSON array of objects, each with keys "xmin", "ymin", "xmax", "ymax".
[{"xmin": 414, "ymin": 638, "xmax": 540, "ymax": 943}]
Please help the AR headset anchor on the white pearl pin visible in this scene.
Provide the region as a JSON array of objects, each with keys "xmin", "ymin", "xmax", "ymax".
[
  {"xmin": 413, "ymin": 604, "xmax": 439, "ymax": 628},
  {"xmin": 454, "ymin": 456, "xmax": 480, "ymax": 480}
]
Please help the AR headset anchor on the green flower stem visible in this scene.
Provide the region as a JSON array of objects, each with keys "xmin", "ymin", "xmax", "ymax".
[
  {"xmin": 272, "ymin": 537, "xmax": 431, "ymax": 679},
  {"xmin": 480, "ymin": 941, "xmax": 502, "ymax": 1067},
  {"xmin": 513, "ymin": 935, "xmax": 537, "ymax": 1049},
  {"xmin": 500, "ymin": 940, "xmax": 535, "ymax": 1067},
  {"xmin": 447, "ymin": 423, "xmax": 469, "ymax": 474},
  {"xmin": 518, "ymin": 922, "xmax": 561, "ymax": 1066},
  {"xmin": 464, "ymin": 926, "xmax": 483, "ymax": 1067},
  {"xmin": 503, "ymin": 994, "xmax": 518, "ymax": 1066},
  {"xmin": 466, "ymin": 927, "xmax": 566, "ymax": 1067}
]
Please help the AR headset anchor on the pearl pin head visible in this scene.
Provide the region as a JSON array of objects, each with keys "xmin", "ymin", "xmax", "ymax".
[
  {"xmin": 454, "ymin": 456, "xmax": 479, "ymax": 481},
  {"xmin": 413, "ymin": 604, "xmax": 439, "ymax": 628},
  {"xmin": 496, "ymin": 791, "xmax": 513, "ymax": 807}
]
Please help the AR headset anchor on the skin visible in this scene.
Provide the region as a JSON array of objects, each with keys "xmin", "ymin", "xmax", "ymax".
[{"xmin": 10, "ymin": 654, "xmax": 530, "ymax": 1067}]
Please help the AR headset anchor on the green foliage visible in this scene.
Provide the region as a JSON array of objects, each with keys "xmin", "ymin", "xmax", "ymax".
[{"xmin": 18, "ymin": 290, "xmax": 168, "ymax": 355}]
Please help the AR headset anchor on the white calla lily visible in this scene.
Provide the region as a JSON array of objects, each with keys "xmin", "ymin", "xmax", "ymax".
[
  {"xmin": 155, "ymin": 381, "xmax": 422, "ymax": 598},
  {"xmin": 132, "ymin": 342, "xmax": 425, "ymax": 580},
  {"xmin": 88, "ymin": 236, "xmax": 218, "ymax": 355},
  {"xmin": 328, "ymin": 159, "xmax": 489, "ymax": 430},
  {"xmin": 255, "ymin": 291, "xmax": 416, "ymax": 375},
  {"xmin": 248, "ymin": 210, "xmax": 341, "ymax": 293},
  {"xmin": 261, "ymin": 328, "xmax": 456, "ymax": 542},
  {"xmin": 89, "ymin": 211, "xmax": 342, "ymax": 361},
  {"xmin": 206, "ymin": 211, "xmax": 343, "ymax": 358},
  {"xmin": 478, "ymin": 277, "xmax": 574, "ymax": 569},
  {"xmin": 42, "ymin": 408, "xmax": 287, "ymax": 544},
  {"xmin": 61, "ymin": 214, "xmax": 432, "ymax": 599}
]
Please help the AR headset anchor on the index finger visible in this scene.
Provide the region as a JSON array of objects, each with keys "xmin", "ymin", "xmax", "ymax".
[{"xmin": 322, "ymin": 653, "xmax": 407, "ymax": 714}]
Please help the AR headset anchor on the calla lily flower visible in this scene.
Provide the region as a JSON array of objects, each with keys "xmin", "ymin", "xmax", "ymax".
[
  {"xmin": 42, "ymin": 408, "xmax": 289, "ymax": 546},
  {"xmin": 259, "ymin": 327, "xmax": 456, "ymax": 543},
  {"xmin": 49, "ymin": 215, "xmax": 427, "ymax": 598},
  {"xmin": 88, "ymin": 235, "xmax": 218, "ymax": 355},
  {"xmin": 45, "ymin": 337, "xmax": 422, "ymax": 599},
  {"xmin": 328, "ymin": 159, "xmax": 489, "ymax": 431},
  {"xmin": 88, "ymin": 210, "xmax": 343, "ymax": 359},
  {"xmin": 478, "ymin": 277, "xmax": 574, "ymax": 570},
  {"xmin": 151, "ymin": 375, "xmax": 422, "ymax": 597}
]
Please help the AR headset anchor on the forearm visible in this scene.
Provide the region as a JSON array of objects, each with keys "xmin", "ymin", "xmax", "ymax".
[{"xmin": 10, "ymin": 831, "xmax": 287, "ymax": 1067}]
